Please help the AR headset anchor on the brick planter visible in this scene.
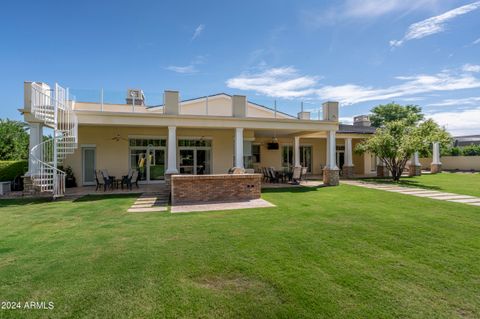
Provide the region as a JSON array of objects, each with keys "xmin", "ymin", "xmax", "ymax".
[
  {"xmin": 323, "ymin": 168, "xmax": 340, "ymax": 186},
  {"xmin": 377, "ymin": 165, "xmax": 389, "ymax": 178},
  {"xmin": 431, "ymin": 163, "xmax": 442, "ymax": 174},
  {"xmin": 409, "ymin": 164, "xmax": 422, "ymax": 177},
  {"xmin": 342, "ymin": 165, "xmax": 355, "ymax": 179},
  {"xmin": 171, "ymin": 174, "xmax": 262, "ymax": 205}
]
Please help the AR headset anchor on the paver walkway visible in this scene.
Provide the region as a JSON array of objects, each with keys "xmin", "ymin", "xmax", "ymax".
[
  {"xmin": 127, "ymin": 192, "xmax": 169, "ymax": 212},
  {"xmin": 343, "ymin": 180, "xmax": 480, "ymax": 207}
]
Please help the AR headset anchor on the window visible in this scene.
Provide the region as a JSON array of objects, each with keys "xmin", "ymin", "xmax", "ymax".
[
  {"xmin": 282, "ymin": 145, "xmax": 293, "ymax": 169},
  {"xmin": 243, "ymin": 143, "xmax": 261, "ymax": 169},
  {"xmin": 129, "ymin": 138, "xmax": 166, "ymax": 147},
  {"xmin": 178, "ymin": 139, "xmax": 212, "ymax": 147}
]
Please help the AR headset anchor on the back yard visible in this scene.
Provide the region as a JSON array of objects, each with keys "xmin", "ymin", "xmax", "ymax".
[{"xmin": 0, "ymin": 182, "xmax": 479, "ymax": 318}]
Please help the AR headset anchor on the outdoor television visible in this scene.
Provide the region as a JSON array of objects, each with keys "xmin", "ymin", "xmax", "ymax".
[{"xmin": 267, "ymin": 142, "xmax": 279, "ymax": 150}]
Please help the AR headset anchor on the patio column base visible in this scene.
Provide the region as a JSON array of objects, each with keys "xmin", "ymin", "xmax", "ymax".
[
  {"xmin": 431, "ymin": 163, "xmax": 442, "ymax": 174},
  {"xmin": 409, "ymin": 164, "xmax": 422, "ymax": 177},
  {"xmin": 323, "ymin": 168, "xmax": 340, "ymax": 186},
  {"xmin": 22, "ymin": 175, "xmax": 38, "ymax": 196},
  {"xmin": 342, "ymin": 165, "xmax": 355, "ymax": 179},
  {"xmin": 376, "ymin": 165, "xmax": 389, "ymax": 178}
]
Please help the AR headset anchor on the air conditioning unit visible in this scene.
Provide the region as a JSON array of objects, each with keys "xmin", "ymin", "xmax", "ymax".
[{"xmin": 126, "ymin": 89, "xmax": 145, "ymax": 106}]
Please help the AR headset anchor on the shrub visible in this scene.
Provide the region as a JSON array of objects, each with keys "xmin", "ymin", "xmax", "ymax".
[
  {"xmin": 461, "ymin": 145, "xmax": 480, "ymax": 156},
  {"xmin": 0, "ymin": 160, "xmax": 28, "ymax": 181}
]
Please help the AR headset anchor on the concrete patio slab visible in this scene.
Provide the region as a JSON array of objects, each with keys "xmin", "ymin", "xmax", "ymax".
[{"xmin": 171, "ymin": 198, "xmax": 275, "ymax": 213}]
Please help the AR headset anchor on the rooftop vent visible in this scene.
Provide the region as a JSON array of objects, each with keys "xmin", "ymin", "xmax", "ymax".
[
  {"xmin": 126, "ymin": 89, "xmax": 145, "ymax": 106},
  {"xmin": 353, "ymin": 115, "xmax": 371, "ymax": 127}
]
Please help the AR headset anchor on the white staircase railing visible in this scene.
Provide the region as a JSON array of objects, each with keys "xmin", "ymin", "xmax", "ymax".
[{"xmin": 30, "ymin": 82, "xmax": 78, "ymax": 198}]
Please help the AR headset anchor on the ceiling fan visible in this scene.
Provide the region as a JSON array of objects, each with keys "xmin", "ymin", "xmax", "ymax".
[{"xmin": 109, "ymin": 133, "xmax": 128, "ymax": 142}]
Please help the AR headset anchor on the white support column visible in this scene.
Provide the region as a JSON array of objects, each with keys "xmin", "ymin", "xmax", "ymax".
[
  {"xmin": 326, "ymin": 130, "xmax": 338, "ymax": 170},
  {"xmin": 323, "ymin": 130, "xmax": 340, "ymax": 186},
  {"xmin": 409, "ymin": 151, "xmax": 422, "ymax": 176},
  {"xmin": 432, "ymin": 142, "xmax": 441, "ymax": 165},
  {"xmin": 235, "ymin": 128, "xmax": 244, "ymax": 168},
  {"xmin": 431, "ymin": 142, "xmax": 442, "ymax": 174},
  {"xmin": 343, "ymin": 138, "xmax": 354, "ymax": 178},
  {"xmin": 412, "ymin": 152, "xmax": 420, "ymax": 166},
  {"xmin": 166, "ymin": 126, "xmax": 178, "ymax": 174},
  {"xmin": 27, "ymin": 122, "xmax": 43, "ymax": 175},
  {"xmin": 345, "ymin": 138, "xmax": 353, "ymax": 166},
  {"xmin": 294, "ymin": 136, "xmax": 301, "ymax": 167}
]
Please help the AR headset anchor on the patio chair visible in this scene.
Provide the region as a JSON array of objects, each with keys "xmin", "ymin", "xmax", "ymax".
[
  {"xmin": 121, "ymin": 169, "xmax": 133, "ymax": 189},
  {"xmin": 261, "ymin": 167, "xmax": 269, "ymax": 182},
  {"xmin": 126, "ymin": 170, "xmax": 140, "ymax": 190},
  {"xmin": 267, "ymin": 167, "xmax": 279, "ymax": 183},
  {"xmin": 100, "ymin": 169, "xmax": 114, "ymax": 191},
  {"xmin": 290, "ymin": 167, "xmax": 302, "ymax": 185},
  {"xmin": 94, "ymin": 170, "xmax": 104, "ymax": 191}
]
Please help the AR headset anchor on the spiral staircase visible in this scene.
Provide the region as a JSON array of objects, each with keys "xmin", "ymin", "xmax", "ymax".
[{"xmin": 29, "ymin": 83, "xmax": 78, "ymax": 198}]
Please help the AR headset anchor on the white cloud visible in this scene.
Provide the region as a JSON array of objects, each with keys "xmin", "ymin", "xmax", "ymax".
[
  {"xmin": 192, "ymin": 24, "xmax": 205, "ymax": 40},
  {"xmin": 345, "ymin": 0, "xmax": 439, "ymax": 18},
  {"xmin": 473, "ymin": 37, "xmax": 480, "ymax": 45},
  {"xmin": 226, "ymin": 67, "xmax": 319, "ymax": 99},
  {"xmin": 390, "ymin": 1, "xmax": 480, "ymax": 47},
  {"xmin": 227, "ymin": 65, "xmax": 480, "ymax": 105},
  {"xmin": 427, "ymin": 107, "xmax": 480, "ymax": 135},
  {"xmin": 462, "ymin": 63, "xmax": 480, "ymax": 73},
  {"xmin": 316, "ymin": 70, "xmax": 480, "ymax": 105},
  {"xmin": 166, "ymin": 65, "xmax": 198, "ymax": 74},
  {"xmin": 428, "ymin": 96, "xmax": 480, "ymax": 107}
]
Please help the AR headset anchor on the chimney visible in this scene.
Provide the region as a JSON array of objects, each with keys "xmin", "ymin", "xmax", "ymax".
[
  {"xmin": 353, "ymin": 115, "xmax": 371, "ymax": 127},
  {"xmin": 297, "ymin": 112, "xmax": 310, "ymax": 120},
  {"xmin": 232, "ymin": 95, "xmax": 247, "ymax": 118},
  {"xmin": 164, "ymin": 90, "xmax": 179, "ymax": 115},
  {"xmin": 322, "ymin": 101, "xmax": 339, "ymax": 122},
  {"xmin": 126, "ymin": 89, "xmax": 145, "ymax": 106}
]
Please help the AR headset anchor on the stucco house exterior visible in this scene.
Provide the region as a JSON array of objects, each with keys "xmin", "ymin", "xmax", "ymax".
[{"xmin": 21, "ymin": 82, "xmax": 378, "ymax": 197}]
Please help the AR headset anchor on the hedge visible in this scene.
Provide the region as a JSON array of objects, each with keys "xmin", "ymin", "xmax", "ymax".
[
  {"xmin": 0, "ymin": 160, "xmax": 28, "ymax": 181},
  {"xmin": 442, "ymin": 145, "xmax": 480, "ymax": 157}
]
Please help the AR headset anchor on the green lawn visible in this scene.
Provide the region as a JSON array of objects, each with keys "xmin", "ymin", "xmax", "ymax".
[
  {"xmin": 363, "ymin": 172, "xmax": 480, "ymax": 197},
  {"xmin": 1, "ymin": 186, "xmax": 480, "ymax": 318}
]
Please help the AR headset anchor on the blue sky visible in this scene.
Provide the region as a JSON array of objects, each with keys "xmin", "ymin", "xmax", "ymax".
[{"xmin": 1, "ymin": 0, "xmax": 479, "ymax": 135}]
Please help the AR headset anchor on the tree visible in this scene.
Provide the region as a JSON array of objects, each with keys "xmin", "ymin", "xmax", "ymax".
[
  {"xmin": 356, "ymin": 119, "xmax": 451, "ymax": 181},
  {"xmin": 370, "ymin": 103, "xmax": 424, "ymax": 127},
  {"xmin": 0, "ymin": 119, "xmax": 30, "ymax": 160}
]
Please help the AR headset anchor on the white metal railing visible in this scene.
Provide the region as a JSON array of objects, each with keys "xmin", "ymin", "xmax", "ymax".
[{"xmin": 29, "ymin": 82, "xmax": 78, "ymax": 198}]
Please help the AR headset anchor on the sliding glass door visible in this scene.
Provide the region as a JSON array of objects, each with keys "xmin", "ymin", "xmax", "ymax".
[{"xmin": 178, "ymin": 139, "xmax": 212, "ymax": 175}]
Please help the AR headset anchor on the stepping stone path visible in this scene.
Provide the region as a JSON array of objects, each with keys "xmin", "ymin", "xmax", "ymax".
[
  {"xmin": 343, "ymin": 180, "xmax": 480, "ymax": 207},
  {"xmin": 127, "ymin": 192, "xmax": 169, "ymax": 212}
]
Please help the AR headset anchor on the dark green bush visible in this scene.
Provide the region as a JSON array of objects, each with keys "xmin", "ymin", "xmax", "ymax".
[
  {"xmin": 0, "ymin": 160, "xmax": 28, "ymax": 181},
  {"xmin": 442, "ymin": 145, "xmax": 480, "ymax": 156}
]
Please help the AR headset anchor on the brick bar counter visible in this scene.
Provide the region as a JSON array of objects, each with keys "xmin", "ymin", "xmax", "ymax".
[{"xmin": 171, "ymin": 174, "xmax": 262, "ymax": 205}]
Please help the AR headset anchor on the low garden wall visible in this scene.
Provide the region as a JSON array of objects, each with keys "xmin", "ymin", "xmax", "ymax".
[
  {"xmin": 171, "ymin": 174, "xmax": 262, "ymax": 205},
  {"xmin": 419, "ymin": 156, "xmax": 480, "ymax": 171}
]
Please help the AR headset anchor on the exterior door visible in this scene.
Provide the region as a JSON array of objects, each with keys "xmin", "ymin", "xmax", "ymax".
[
  {"xmin": 336, "ymin": 151, "xmax": 345, "ymax": 169},
  {"xmin": 300, "ymin": 146, "xmax": 312, "ymax": 172},
  {"xmin": 179, "ymin": 148, "xmax": 211, "ymax": 174},
  {"xmin": 147, "ymin": 147, "xmax": 166, "ymax": 181},
  {"xmin": 82, "ymin": 147, "xmax": 96, "ymax": 186}
]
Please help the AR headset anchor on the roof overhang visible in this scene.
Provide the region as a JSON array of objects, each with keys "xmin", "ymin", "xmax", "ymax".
[{"xmin": 75, "ymin": 110, "xmax": 338, "ymax": 132}]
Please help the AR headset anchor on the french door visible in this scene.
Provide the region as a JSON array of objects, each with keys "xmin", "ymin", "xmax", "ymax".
[{"xmin": 130, "ymin": 146, "xmax": 166, "ymax": 182}]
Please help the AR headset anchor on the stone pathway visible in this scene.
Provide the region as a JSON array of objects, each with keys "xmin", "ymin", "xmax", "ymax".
[
  {"xmin": 343, "ymin": 180, "xmax": 480, "ymax": 207},
  {"xmin": 127, "ymin": 192, "xmax": 169, "ymax": 212}
]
